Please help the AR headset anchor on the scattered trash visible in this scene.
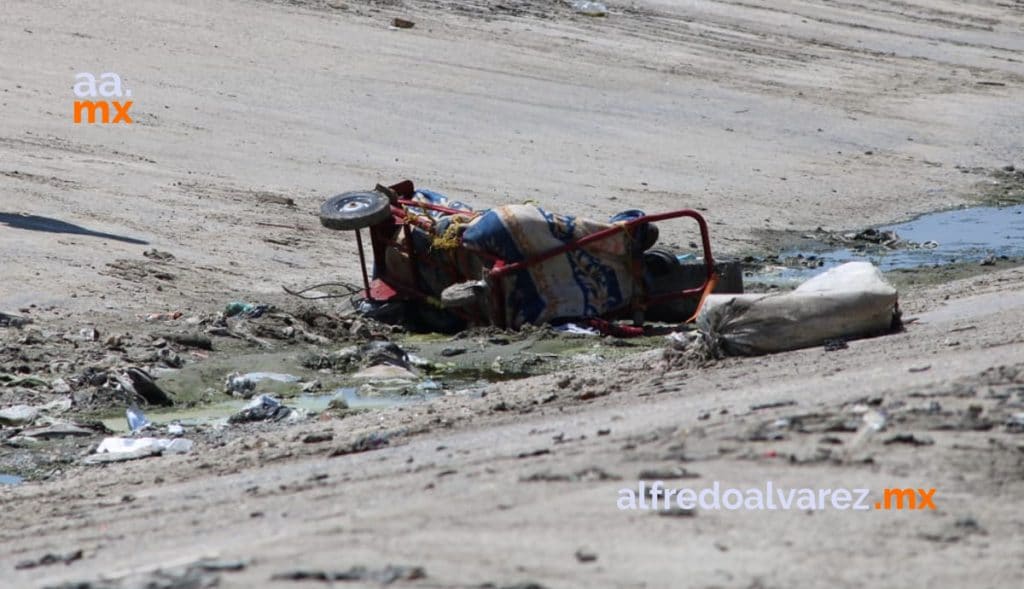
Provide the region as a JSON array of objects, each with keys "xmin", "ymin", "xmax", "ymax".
[
  {"xmin": 415, "ymin": 381, "xmax": 440, "ymax": 393},
  {"xmin": 145, "ymin": 311, "xmax": 183, "ymax": 322},
  {"xmin": 1007, "ymin": 413, "xmax": 1024, "ymax": 433},
  {"xmin": 0, "ymin": 312, "xmax": 32, "ymax": 328},
  {"xmin": 84, "ymin": 436, "xmax": 194, "ymax": 464},
  {"xmin": 224, "ymin": 301, "xmax": 268, "ymax": 318},
  {"xmin": 555, "ymin": 323, "xmax": 599, "ymax": 336},
  {"xmin": 167, "ymin": 423, "xmax": 185, "ymax": 436},
  {"xmin": 15, "ymin": 549, "xmax": 83, "ymax": 570},
  {"xmin": 225, "ymin": 372, "xmax": 303, "ymax": 397},
  {"xmin": 392, "ymin": 17, "xmax": 415, "ymax": 29},
  {"xmin": 96, "ymin": 436, "xmax": 194, "ymax": 454},
  {"xmin": 115, "ymin": 367, "xmax": 175, "ymax": 407},
  {"xmin": 228, "ymin": 394, "xmax": 297, "ymax": 424},
  {"xmin": 699, "ymin": 262, "xmax": 898, "ymax": 356},
  {"xmin": 272, "ymin": 565, "xmax": 425, "ymax": 584},
  {"xmin": 846, "ymin": 409, "xmax": 888, "ymax": 454},
  {"xmin": 665, "ymin": 331, "xmax": 699, "ymax": 350},
  {"xmin": 126, "ymin": 404, "xmax": 151, "ymax": 433},
  {"xmin": 572, "ymin": 1, "xmax": 608, "ymax": 17}
]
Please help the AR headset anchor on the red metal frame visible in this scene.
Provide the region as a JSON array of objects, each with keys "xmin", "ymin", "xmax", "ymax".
[{"xmin": 351, "ymin": 181, "xmax": 717, "ymax": 329}]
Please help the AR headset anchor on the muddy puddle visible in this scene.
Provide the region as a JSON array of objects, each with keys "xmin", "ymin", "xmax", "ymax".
[
  {"xmin": 752, "ymin": 204, "xmax": 1024, "ymax": 286},
  {"xmin": 95, "ymin": 330, "xmax": 650, "ymax": 432}
]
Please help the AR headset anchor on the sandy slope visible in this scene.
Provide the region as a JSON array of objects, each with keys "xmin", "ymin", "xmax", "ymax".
[
  {"xmin": 2, "ymin": 1, "xmax": 1024, "ymax": 588},
  {"xmin": 2, "ymin": 0, "xmax": 1022, "ymax": 315}
]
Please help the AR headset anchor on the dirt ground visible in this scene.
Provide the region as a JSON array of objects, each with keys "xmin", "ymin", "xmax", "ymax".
[{"xmin": 2, "ymin": 1, "xmax": 1024, "ymax": 588}]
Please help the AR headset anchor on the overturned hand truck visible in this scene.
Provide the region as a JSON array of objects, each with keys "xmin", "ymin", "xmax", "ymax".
[{"xmin": 318, "ymin": 180, "xmax": 741, "ymax": 336}]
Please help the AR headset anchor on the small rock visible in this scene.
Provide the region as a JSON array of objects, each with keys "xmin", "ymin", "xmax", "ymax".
[
  {"xmin": 574, "ymin": 548, "xmax": 597, "ymax": 563},
  {"xmin": 638, "ymin": 466, "xmax": 700, "ymax": 480},
  {"xmin": 392, "ymin": 17, "xmax": 415, "ymax": 29},
  {"xmin": 143, "ymin": 248, "xmax": 175, "ymax": 261},
  {"xmin": 0, "ymin": 405, "xmax": 40, "ymax": 426},
  {"xmin": 883, "ymin": 433, "xmax": 935, "ymax": 446},
  {"xmin": 303, "ymin": 432, "xmax": 334, "ymax": 444},
  {"xmin": 658, "ymin": 507, "xmax": 697, "ymax": 518}
]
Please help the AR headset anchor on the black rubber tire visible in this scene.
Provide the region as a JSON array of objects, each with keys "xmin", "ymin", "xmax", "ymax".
[{"xmin": 319, "ymin": 191, "xmax": 392, "ymax": 230}]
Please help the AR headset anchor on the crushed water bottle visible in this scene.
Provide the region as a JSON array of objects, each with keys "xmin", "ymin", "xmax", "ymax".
[
  {"xmin": 126, "ymin": 404, "xmax": 151, "ymax": 433},
  {"xmin": 572, "ymin": 1, "xmax": 608, "ymax": 17}
]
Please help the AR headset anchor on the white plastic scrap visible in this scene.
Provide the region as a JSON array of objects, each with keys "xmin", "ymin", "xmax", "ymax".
[
  {"xmin": 225, "ymin": 371, "xmax": 302, "ymax": 395},
  {"xmin": 555, "ymin": 323, "xmax": 599, "ymax": 336},
  {"xmin": 126, "ymin": 405, "xmax": 151, "ymax": 433},
  {"xmin": 95, "ymin": 436, "xmax": 194, "ymax": 455}
]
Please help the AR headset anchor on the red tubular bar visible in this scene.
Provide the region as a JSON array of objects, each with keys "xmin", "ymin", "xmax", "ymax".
[
  {"xmin": 490, "ymin": 209, "xmax": 714, "ymax": 288},
  {"xmin": 485, "ymin": 209, "xmax": 715, "ymax": 327}
]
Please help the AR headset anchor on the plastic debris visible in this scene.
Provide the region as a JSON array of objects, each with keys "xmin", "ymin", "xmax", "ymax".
[
  {"xmin": 416, "ymin": 379, "xmax": 442, "ymax": 393},
  {"xmin": 0, "ymin": 312, "xmax": 32, "ymax": 328},
  {"xmin": 665, "ymin": 331, "xmax": 699, "ymax": 350},
  {"xmin": 555, "ymin": 322, "xmax": 599, "ymax": 336},
  {"xmin": 225, "ymin": 372, "xmax": 301, "ymax": 396},
  {"xmin": 115, "ymin": 367, "xmax": 175, "ymax": 407},
  {"xmin": 145, "ymin": 311, "xmax": 183, "ymax": 322},
  {"xmin": 84, "ymin": 436, "xmax": 194, "ymax": 464},
  {"xmin": 228, "ymin": 394, "xmax": 297, "ymax": 424},
  {"xmin": 572, "ymin": 1, "xmax": 608, "ymax": 16},
  {"xmin": 167, "ymin": 423, "xmax": 185, "ymax": 436},
  {"xmin": 224, "ymin": 301, "xmax": 268, "ymax": 318},
  {"xmin": 126, "ymin": 404, "xmax": 151, "ymax": 433}
]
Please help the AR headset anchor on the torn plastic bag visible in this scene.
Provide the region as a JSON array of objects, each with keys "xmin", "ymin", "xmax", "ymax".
[{"xmin": 697, "ymin": 262, "xmax": 898, "ymax": 356}]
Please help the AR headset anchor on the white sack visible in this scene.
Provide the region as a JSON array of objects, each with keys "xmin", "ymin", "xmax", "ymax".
[{"xmin": 697, "ymin": 262, "xmax": 898, "ymax": 356}]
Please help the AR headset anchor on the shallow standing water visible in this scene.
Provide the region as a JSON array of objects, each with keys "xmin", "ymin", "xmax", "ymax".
[{"xmin": 756, "ymin": 204, "xmax": 1024, "ymax": 283}]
